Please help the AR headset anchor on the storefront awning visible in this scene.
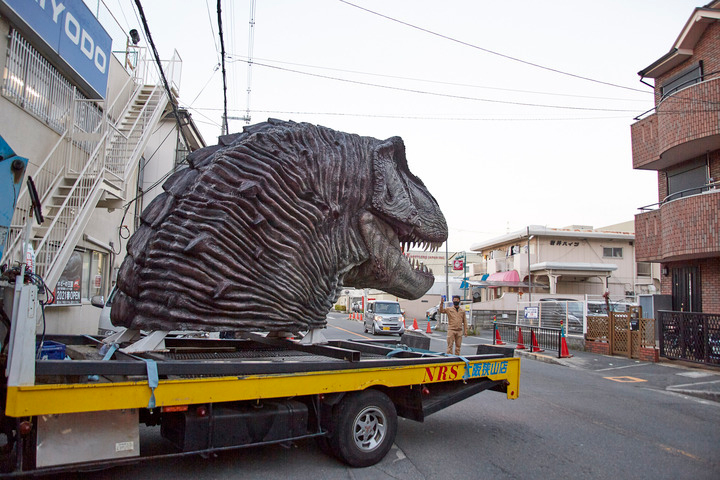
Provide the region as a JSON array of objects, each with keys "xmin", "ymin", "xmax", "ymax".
[
  {"xmin": 469, "ymin": 270, "xmax": 532, "ymax": 289},
  {"xmin": 486, "ymin": 270, "xmax": 520, "ymax": 282}
]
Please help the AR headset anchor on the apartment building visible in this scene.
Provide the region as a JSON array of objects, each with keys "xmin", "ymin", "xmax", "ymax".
[
  {"xmin": 468, "ymin": 223, "xmax": 658, "ymax": 310},
  {"xmin": 630, "ymin": 2, "xmax": 720, "ymax": 314},
  {"xmin": 0, "ymin": 0, "xmax": 204, "ymax": 333}
]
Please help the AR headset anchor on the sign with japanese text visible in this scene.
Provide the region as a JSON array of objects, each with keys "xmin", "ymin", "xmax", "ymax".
[
  {"xmin": 2, "ymin": 0, "xmax": 112, "ymax": 98},
  {"xmin": 54, "ymin": 251, "xmax": 82, "ymax": 305}
]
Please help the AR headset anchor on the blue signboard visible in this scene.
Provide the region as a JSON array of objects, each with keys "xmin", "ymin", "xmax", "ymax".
[{"xmin": 2, "ymin": 0, "xmax": 111, "ymax": 98}]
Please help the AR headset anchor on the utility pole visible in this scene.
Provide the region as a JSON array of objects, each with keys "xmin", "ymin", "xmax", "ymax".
[
  {"xmin": 527, "ymin": 226, "xmax": 534, "ymax": 304},
  {"xmin": 462, "ymin": 250, "xmax": 467, "ymax": 301},
  {"xmin": 445, "ymin": 242, "xmax": 449, "ymax": 303}
]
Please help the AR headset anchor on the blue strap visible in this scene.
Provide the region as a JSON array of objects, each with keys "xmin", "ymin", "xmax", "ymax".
[
  {"xmin": 102, "ymin": 343, "xmax": 119, "ymax": 361},
  {"xmin": 141, "ymin": 358, "xmax": 159, "ymax": 409},
  {"xmin": 386, "ymin": 344, "xmax": 435, "ymax": 357},
  {"xmin": 448, "ymin": 354, "xmax": 471, "ymax": 380}
]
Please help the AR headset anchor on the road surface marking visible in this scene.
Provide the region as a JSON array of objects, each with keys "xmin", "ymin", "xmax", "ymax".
[
  {"xmin": 603, "ymin": 376, "xmax": 647, "ymax": 383},
  {"xmin": 596, "ymin": 363, "xmax": 645, "ymax": 372},
  {"xmin": 328, "ymin": 323, "xmax": 373, "ymax": 340},
  {"xmin": 667, "ymin": 378, "xmax": 720, "ymax": 389},
  {"xmin": 676, "ymin": 371, "xmax": 716, "ymax": 378}
]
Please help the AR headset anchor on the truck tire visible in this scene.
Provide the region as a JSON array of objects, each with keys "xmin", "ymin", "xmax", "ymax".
[{"xmin": 329, "ymin": 390, "xmax": 397, "ymax": 467}]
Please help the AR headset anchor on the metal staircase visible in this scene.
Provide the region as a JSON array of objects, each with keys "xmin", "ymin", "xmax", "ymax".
[{"xmin": 1, "ymin": 62, "xmax": 171, "ymax": 289}]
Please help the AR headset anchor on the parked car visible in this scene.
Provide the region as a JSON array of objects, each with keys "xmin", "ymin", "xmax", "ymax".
[
  {"xmin": 538, "ymin": 298, "xmax": 583, "ymax": 332},
  {"xmin": 364, "ymin": 300, "xmax": 405, "ymax": 336},
  {"xmin": 91, "ymin": 286, "xmax": 214, "ymax": 338},
  {"xmin": 91, "ymin": 285, "xmax": 118, "ymax": 336},
  {"xmin": 351, "ymin": 301, "xmax": 363, "ymax": 312},
  {"xmin": 426, "ymin": 305, "xmax": 439, "ymax": 321}
]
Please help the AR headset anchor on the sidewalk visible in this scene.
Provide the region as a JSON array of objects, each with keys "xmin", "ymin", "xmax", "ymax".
[
  {"xmin": 341, "ymin": 314, "xmax": 720, "ymax": 404},
  {"xmin": 423, "ymin": 325, "xmax": 720, "ymax": 404}
]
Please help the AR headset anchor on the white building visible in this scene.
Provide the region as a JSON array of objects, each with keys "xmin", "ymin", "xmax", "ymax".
[
  {"xmin": 0, "ymin": 1, "xmax": 204, "ymax": 334},
  {"xmin": 468, "ymin": 223, "xmax": 660, "ymax": 311}
]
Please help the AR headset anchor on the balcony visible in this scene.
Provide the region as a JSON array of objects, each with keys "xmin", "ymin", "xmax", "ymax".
[
  {"xmin": 635, "ymin": 187, "xmax": 720, "ymax": 262},
  {"xmin": 631, "ymin": 75, "xmax": 720, "ymax": 171}
]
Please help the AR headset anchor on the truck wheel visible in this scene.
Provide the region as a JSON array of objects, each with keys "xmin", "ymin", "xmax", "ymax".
[{"xmin": 329, "ymin": 390, "xmax": 397, "ymax": 467}]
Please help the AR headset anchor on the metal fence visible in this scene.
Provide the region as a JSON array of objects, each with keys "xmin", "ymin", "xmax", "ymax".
[
  {"xmin": 494, "ymin": 322, "xmax": 562, "ymax": 357},
  {"xmin": 659, "ymin": 311, "xmax": 720, "ymax": 366},
  {"xmin": 516, "ymin": 300, "xmax": 585, "ymax": 335}
]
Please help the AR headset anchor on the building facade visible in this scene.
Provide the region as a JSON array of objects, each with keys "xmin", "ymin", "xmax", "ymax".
[
  {"xmin": 468, "ymin": 223, "xmax": 658, "ymax": 310},
  {"xmin": 0, "ymin": 1, "xmax": 204, "ymax": 333},
  {"xmin": 630, "ymin": 2, "xmax": 720, "ymax": 314}
]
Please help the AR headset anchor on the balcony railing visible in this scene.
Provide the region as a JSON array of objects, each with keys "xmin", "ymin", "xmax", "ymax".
[
  {"xmin": 634, "ymin": 69, "xmax": 720, "ymax": 121},
  {"xmin": 638, "ymin": 180, "xmax": 719, "ymax": 212}
]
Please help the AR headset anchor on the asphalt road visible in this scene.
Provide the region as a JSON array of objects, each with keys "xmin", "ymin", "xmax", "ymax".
[{"xmin": 43, "ymin": 312, "xmax": 720, "ymax": 480}]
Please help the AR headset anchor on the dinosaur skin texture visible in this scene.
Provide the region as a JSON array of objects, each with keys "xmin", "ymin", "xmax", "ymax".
[{"xmin": 111, "ymin": 119, "xmax": 448, "ymax": 334}]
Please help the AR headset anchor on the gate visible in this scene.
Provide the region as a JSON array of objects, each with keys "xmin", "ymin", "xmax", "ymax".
[
  {"xmin": 659, "ymin": 311, "xmax": 720, "ymax": 366},
  {"xmin": 586, "ymin": 308, "xmax": 655, "ymax": 359},
  {"xmin": 611, "ymin": 313, "xmax": 632, "ymax": 357}
]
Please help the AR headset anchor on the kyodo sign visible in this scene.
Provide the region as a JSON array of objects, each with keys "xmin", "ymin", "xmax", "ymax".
[{"xmin": 2, "ymin": 0, "xmax": 111, "ymax": 98}]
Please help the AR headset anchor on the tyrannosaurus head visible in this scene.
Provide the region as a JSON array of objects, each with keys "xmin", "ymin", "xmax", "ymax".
[{"xmin": 343, "ymin": 137, "xmax": 448, "ymax": 299}]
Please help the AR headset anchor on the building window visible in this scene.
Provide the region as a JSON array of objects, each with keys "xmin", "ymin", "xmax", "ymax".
[
  {"xmin": 637, "ymin": 262, "xmax": 652, "ymax": 277},
  {"xmin": 665, "ymin": 157, "xmax": 708, "ymax": 201},
  {"xmin": 2, "ymin": 29, "xmax": 101, "ymax": 134},
  {"xmin": 660, "ymin": 62, "xmax": 703, "ymax": 98},
  {"xmin": 603, "ymin": 247, "xmax": 623, "ymax": 258},
  {"xmin": 81, "ymin": 250, "xmax": 108, "ymax": 300}
]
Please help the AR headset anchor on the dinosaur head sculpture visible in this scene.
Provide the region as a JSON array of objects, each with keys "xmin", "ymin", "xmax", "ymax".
[{"xmin": 112, "ymin": 119, "xmax": 447, "ymax": 333}]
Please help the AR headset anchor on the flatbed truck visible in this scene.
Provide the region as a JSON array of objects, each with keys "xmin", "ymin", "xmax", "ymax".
[
  {"xmin": 0, "ymin": 136, "xmax": 519, "ymax": 475},
  {"xmin": 0, "ymin": 312, "xmax": 519, "ymax": 475}
]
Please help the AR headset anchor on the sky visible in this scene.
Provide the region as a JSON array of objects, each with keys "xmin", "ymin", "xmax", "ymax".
[{"xmin": 97, "ymin": 0, "xmax": 702, "ymax": 251}]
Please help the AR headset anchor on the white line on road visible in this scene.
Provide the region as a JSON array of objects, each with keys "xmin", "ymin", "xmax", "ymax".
[
  {"xmin": 650, "ymin": 388, "xmax": 720, "ymax": 407},
  {"xmin": 596, "ymin": 363, "xmax": 646, "ymax": 372},
  {"xmin": 667, "ymin": 379, "xmax": 720, "ymax": 390}
]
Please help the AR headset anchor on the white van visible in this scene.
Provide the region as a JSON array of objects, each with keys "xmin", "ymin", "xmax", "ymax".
[{"xmin": 363, "ymin": 300, "xmax": 405, "ymax": 336}]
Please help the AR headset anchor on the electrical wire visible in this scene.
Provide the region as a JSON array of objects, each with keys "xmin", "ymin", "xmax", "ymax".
[
  {"xmin": 224, "ymin": 54, "xmax": 649, "ymax": 103},
  {"xmin": 338, "ymin": 0, "xmax": 649, "ymax": 94},
  {"xmin": 228, "ymin": 58, "xmax": 640, "ymax": 113},
  {"xmin": 205, "ymin": 0, "xmax": 221, "ymax": 63},
  {"xmin": 187, "ymin": 105, "xmax": 628, "ymax": 121},
  {"xmin": 133, "ymin": 0, "xmax": 191, "ymax": 148},
  {"xmin": 217, "ymin": 0, "xmax": 229, "ymax": 135}
]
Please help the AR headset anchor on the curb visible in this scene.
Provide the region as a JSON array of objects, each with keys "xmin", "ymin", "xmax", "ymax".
[
  {"xmin": 666, "ymin": 388, "xmax": 720, "ymax": 403},
  {"xmin": 514, "ymin": 349, "xmax": 571, "ymax": 367}
]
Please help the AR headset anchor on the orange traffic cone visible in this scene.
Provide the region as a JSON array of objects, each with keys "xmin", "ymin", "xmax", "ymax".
[
  {"xmin": 426, "ymin": 321, "xmax": 432, "ymax": 334},
  {"xmin": 348, "ymin": 312, "xmax": 352, "ymax": 320},
  {"xmin": 494, "ymin": 328, "xmax": 505, "ymax": 345},
  {"xmin": 412, "ymin": 318, "xmax": 419, "ymax": 330},
  {"xmin": 530, "ymin": 330, "xmax": 544, "ymax": 353},
  {"xmin": 516, "ymin": 327, "xmax": 526, "ymax": 350},
  {"xmin": 559, "ymin": 321, "xmax": 573, "ymax": 358}
]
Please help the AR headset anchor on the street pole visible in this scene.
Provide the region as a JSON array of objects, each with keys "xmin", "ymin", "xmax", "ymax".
[
  {"xmin": 445, "ymin": 242, "xmax": 449, "ymax": 303},
  {"xmin": 527, "ymin": 227, "xmax": 533, "ymax": 304},
  {"xmin": 463, "ymin": 250, "xmax": 467, "ymax": 301}
]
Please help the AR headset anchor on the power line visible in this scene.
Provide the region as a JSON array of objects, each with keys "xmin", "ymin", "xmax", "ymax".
[
  {"xmin": 187, "ymin": 106, "xmax": 629, "ymax": 122},
  {"xmin": 133, "ymin": 0, "xmax": 190, "ymax": 148},
  {"xmin": 225, "ymin": 54, "xmax": 650, "ymax": 103},
  {"xmin": 338, "ymin": 0, "xmax": 649, "ymax": 94},
  {"xmin": 217, "ymin": 0, "xmax": 229, "ymax": 135},
  {"xmin": 204, "ymin": 0, "xmax": 221, "ymax": 62},
  {"xmin": 230, "ymin": 58, "xmax": 640, "ymax": 113}
]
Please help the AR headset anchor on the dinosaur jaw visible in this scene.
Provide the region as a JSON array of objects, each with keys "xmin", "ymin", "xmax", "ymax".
[{"xmin": 345, "ymin": 212, "xmax": 443, "ymax": 299}]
